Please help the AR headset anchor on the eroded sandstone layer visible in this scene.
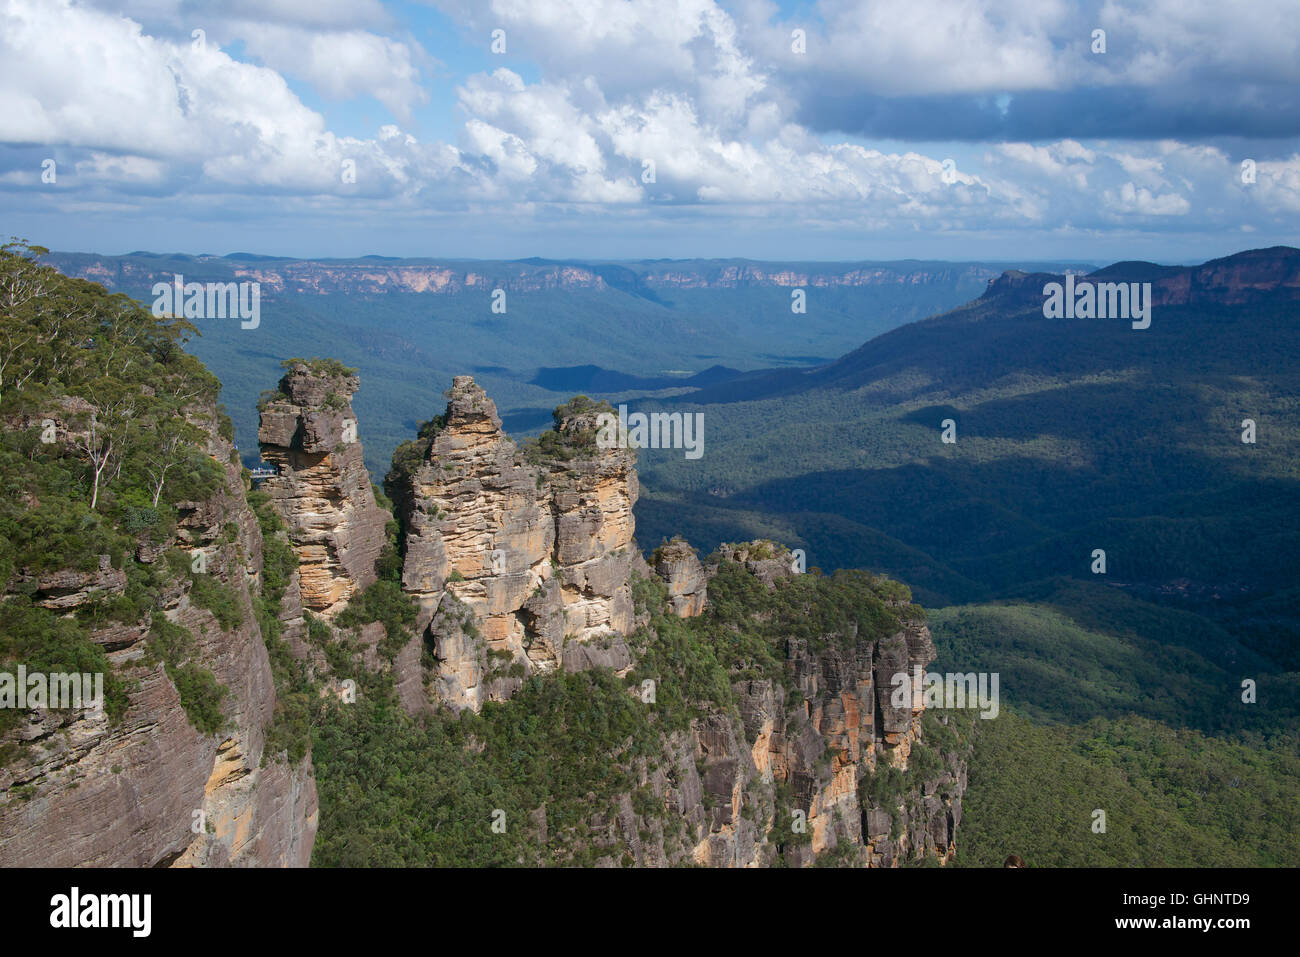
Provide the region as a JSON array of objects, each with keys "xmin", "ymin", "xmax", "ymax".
[
  {"xmin": 503, "ymin": 543, "xmax": 965, "ymax": 868},
  {"xmin": 391, "ymin": 377, "xmax": 637, "ymax": 712},
  {"xmin": 257, "ymin": 362, "xmax": 390, "ymax": 618},
  {"xmin": 0, "ymin": 400, "xmax": 317, "ymax": 867},
  {"xmin": 608, "ymin": 545, "xmax": 962, "ymax": 868},
  {"xmin": 651, "ymin": 538, "xmax": 708, "ymax": 617}
]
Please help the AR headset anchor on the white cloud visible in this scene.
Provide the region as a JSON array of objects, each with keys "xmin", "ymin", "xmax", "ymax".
[
  {"xmin": 236, "ymin": 25, "xmax": 431, "ymax": 120},
  {"xmin": 436, "ymin": 0, "xmax": 770, "ymax": 126},
  {"xmin": 1105, "ymin": 182, "xmax": 1191, "ymax": 216},
  {"xmin": 1250, "ymin": 155, "xmax": 1300, "ymax": 213},
  {"xmin": 1, "ymin": 0, "xmax": 1297, "ymax": 251},
  {"xmin": 748, "ymin": 0, "xmax": 1080, "ymax": 95},
  {"xmin": 74, "ymin": 152, "xmax": 167, "ymax": 184}
]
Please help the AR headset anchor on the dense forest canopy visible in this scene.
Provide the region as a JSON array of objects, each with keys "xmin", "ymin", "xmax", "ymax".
[{"xmin": 0, "ymin": 240, "xmax": 233, "ymax": 743}]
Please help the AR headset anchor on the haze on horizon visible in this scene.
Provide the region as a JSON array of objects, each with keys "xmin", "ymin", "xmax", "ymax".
[{"xmin": 3, "ymin": 0, "xmax": 1298, "ymax": 263}]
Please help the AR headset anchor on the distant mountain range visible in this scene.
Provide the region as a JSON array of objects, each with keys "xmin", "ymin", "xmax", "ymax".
[
  {"xmin": 42, "ymin": 250, "xmax": 1096, "ymax": 479},
  {"xmin": 47, "ymin": 250, "xmax": 1099, "ymax": 298},
  {"xmin": 673, "ymin": 246, "xmax": 1300, "ymax": 405}
]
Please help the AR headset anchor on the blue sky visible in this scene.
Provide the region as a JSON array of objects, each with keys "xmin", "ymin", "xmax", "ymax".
[{"xmin": 1, "ymin": 0, "xmax": 1298, "ymax": 263}]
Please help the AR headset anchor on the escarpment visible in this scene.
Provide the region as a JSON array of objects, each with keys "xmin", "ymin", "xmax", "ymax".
[
  {"xmin": 387, "ymin": 377, "xmax": 638, "ymax": 713},
  {"xmin": 2, "ymin": 241, "xmax": 969, "ymax": 870},
  {"xmin": 0, "ymin": 399, "xmax": 317, "ymax": 868},
  {"xmin": 597, "ymin": 544, "xmax": 966, "ymax": 868}
]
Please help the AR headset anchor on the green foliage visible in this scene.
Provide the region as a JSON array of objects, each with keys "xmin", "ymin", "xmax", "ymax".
[
  {"xmin": 928, "ymin": 599, "xmax": 1298, "ymax": 867},
  {"xmin": 282, "ymin": 357, "xmax": 357, "ymax": 378},
  {"xmin": 257, "ymin": 388, "xmax": 288, "ymax": 411},
  {"xmin": 769, "ymin": 781, "xmax": 812, "ymax": 849},
  {"xmin": 259, "ymin": 590, "xmax": 314, "ymax": 765},
  {"xmin": 383, "ymin": 414, "xmax": 446, "ymax": 509},
  {"xmin": 0, "ymin": 486, "xmax": 126, "ymax": 582},
  {"xmin": 930, "ymin": 596, "xmax": 1297, "ymax": 736},
  {"xmin": 305, "ymin": 612, "xmax": 332, "ymax": 645},
  {"xmin": 907, "ymin": 736, "xmax": 943, "ymax": 781},
  {"xmin": 166, "ymin": 662, "xmax": 228, "ymax": 736},
  {"xmin": 264, "ymin": 688, "xmax": 314, "ymax": 766},
  {"xmin": 0, "ymin": 241, "xmax": 238, "ymax": 757},
  {"xmin": 0, "ymin": 598, "xmax": 130, "ymax": 739},
  {"xmin": 336, "ymin": 580, "xmax": 418, "ymax": 658},
  {"xmin": 705, "ymin": 561, "xmax": 905, "ymax": 659},
  {"xmin": 249, "ymin": 490, "xmax": 297, "ymax": 611},
  {"xmin": 520, "ymin": 395, "xmax": 614, "ymax": 464},
  {"xmin": 146, "ymin": 617, "xmax": 227, "ymax": 735},
  {"xmin": 244, "ymin": 488, "xmax": 314, "ymax": 764},
  {"xmin": 188, "ymin": 573, "xmax": 244, "ymax": 631},
  {"xmin": 312, "ymin": 668, "xmax": 657, "ymax": 867},
  {"xmin": 216, "ymin": 406, "xmax": 235, "ymax": 443},
  {"xmin": 954, "ymin": 711, "xmax": 1300, "ymax": 867},
  {"xmin": 859, "ymin": 762, "xmax": 905, "ymax": 815}
]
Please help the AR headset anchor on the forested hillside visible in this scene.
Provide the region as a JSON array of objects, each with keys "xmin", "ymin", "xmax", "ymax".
[
  {"xmin": 0, "ymin": 239, "xmax": 228, "ymax": 739},
  {"xmin": 635, "ymin": 248, "xmax": 1300, "ymax": 865},
  {"xmin": 0, "ymin": 241, "xmax": 318, "ymax": 866}
]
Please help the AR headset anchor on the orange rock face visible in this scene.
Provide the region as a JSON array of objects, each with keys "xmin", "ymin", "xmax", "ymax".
[
  {"xmin": 392, "ymin": 377, "xmax": 638, "ymax": 712},
  {"xmin": 258, "ymin": 363, "xmax": 391, "ymax": 619}
]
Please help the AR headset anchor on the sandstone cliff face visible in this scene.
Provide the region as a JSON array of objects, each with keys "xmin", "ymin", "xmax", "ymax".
[
  {"xmin": 662, "ymin": 637, "xmax": 959, "ymax": 869},
  {"xmin": 651, "ymin": 538, "xmax": 708, "ymax": 617},
  {"xmin": 393, "ymin": 377, "xmax": 637, "ymax": 713},
  {"xmin": 0, "ymin": 403, "xmax": 317, "ymax": 868},
  {"xmin": 258, "ymin": 363, "xmax": 390, "ymax": 619},
  {"xmin": 2, "ymin": 338, "xmax": 965, "ymax": 870},
  {"xmin": 580, "ymin": 546, "xmax": 966, "ymax": 869}
]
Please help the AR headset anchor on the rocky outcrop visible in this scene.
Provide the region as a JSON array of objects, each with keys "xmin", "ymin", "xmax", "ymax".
[
  {"xmin": 568, "ymin": 545, "xmax": 966, "ymax": 868},
  {"xmin": 0, "ymin": 401, "xmax": 317, "ymax": 868},
  {"xmin": 13, "ymin": 555, "xmax": 128, "ymax": 611},
  {"xmin": 257, "ymin": 362, "xmax": 390, "ymax": 619},
  {"xmin": 0, "ymin": 353, "xmax": 962, "ymax": 869},
  {"xmin": 392, "ymin": 378, "xmax": 637, "ymax": 713},
  {"xmin": 716, "ymin": 540, "xmax": 799, "ymax": 586},
  {"xmin": 651, "ymin": 538, "xmax": 708, "ymax": 617}
]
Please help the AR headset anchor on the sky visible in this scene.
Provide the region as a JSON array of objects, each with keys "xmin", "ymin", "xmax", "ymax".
[{"xmin": 1, "ymin": 0, "xmax": 1297, "ymax": 263}]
